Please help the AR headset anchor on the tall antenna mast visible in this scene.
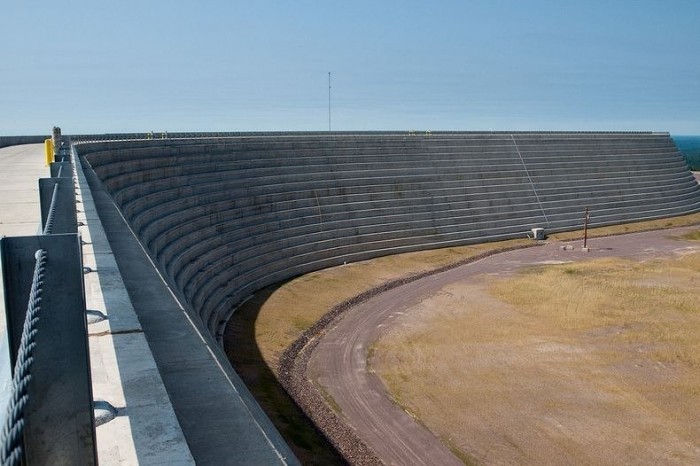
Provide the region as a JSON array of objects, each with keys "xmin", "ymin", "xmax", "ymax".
[{"xmin": 328, "ymin": 71, "xmax": 331, "ymax": 132}]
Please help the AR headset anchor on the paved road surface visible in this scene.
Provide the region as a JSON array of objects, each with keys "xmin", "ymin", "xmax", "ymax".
[{"xmin": 0, "ymin": 143, "xmax": 46, "ymax": 237}]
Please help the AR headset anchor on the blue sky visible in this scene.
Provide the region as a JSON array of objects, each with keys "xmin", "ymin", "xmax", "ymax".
[{"xmin": 1, "ymin": 0, "xmax": 699, "ymax": 134}]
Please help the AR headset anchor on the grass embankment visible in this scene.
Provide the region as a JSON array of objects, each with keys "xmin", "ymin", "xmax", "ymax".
[
  {"xmin": 373, "ymin": 232, "xmax": 700, "ymax": 464},
  {"xmin": 682, "ymin": 229, "xmax": 700, "ymax": 241},
  {"xmin": 224, "ymin": 212, "xmax": 700, "ymax": 463}
]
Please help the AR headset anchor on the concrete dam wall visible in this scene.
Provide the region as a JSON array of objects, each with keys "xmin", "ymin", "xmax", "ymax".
[{"xmin": 78, "ymin": 132, "xmax": 700, "ymax": 344}]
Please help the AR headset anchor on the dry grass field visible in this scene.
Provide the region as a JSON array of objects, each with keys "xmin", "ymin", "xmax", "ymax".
[{"xmin": 372, "ymin": 242, "xmax": 700, "ymax": 464}]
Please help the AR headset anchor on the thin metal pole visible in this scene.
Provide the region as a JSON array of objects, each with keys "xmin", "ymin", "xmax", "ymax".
[
  {"xmin": 583, "ymin": 206, "xmax": 590, "ymax": 249},
  {"xmin": 328, "ymin": 72, "xmax": 331, "ymax": 132}
]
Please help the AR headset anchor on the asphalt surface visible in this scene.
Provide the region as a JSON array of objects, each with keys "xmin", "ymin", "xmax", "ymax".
[{"xmin": 308, "ymin": 226, "xmax": 700, "ymax": 465}]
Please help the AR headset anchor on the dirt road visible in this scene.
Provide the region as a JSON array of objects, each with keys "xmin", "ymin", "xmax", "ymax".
[{"xmin": 307, "ymin": 226, "xmax": 700, "ymax": 465}]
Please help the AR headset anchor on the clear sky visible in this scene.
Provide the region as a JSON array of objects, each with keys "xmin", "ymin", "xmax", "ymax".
[{"xmin": 2, "ymin": 0, "xmax": 699, "ymax": 135}]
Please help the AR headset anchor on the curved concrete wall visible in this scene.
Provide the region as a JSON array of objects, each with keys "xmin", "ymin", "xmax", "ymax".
[{"xmin": 77, "ymin": 132, "xmax": 700, "ymax": 342}]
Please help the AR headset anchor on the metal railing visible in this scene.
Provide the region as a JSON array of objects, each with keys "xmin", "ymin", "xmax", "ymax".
[
  {"xmin": 0, "ymin": 249, "xmax": 46, "ymax": 465},
  {"xmin": 0, "ymin": 151, "xmax": 96, "ymax": 465},
  {"xmin": 66, "ymin": 130, "xmax": 659, "ymax": 144}
]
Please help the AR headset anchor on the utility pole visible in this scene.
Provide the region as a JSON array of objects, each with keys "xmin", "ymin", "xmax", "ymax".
[{"xmin": 328, "ymin": 72, "xmax": 331, "ymax": 132}]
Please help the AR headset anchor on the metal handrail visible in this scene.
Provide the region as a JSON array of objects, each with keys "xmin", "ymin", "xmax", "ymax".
[
  {"xmin": 0, "ymin": 250, "xmax": 47, "ymax": 466},
  {"xmin": 42, "ymin": 183, "xmax": 59, "ymax": 235}
]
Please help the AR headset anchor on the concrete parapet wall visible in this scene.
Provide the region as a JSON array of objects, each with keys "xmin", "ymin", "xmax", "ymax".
[
  {"xmin": 74, "ymin": 154, "xmax": 196, "ymax": 465},
  {"xmin": 0, "ymin": 135, "xmax": 48, "ymax": 149},
  {"xmin": 76, "ymin": 132, "xmax": 700, "ymax": 346}
]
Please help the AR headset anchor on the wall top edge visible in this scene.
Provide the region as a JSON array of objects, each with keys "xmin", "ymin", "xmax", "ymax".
[
  {"xmin": 67, "ymin": 130, "xmax": 668, "ymax": 143},
  {"xmin": 1, "ymin": 130, "xmax": 670, "ymax": 140}
]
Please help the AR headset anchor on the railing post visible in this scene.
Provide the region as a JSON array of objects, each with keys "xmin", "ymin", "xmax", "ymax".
[
  {"xmin": 583, "ymin": 206, "xmax": 590, "ymax": 250},
  {"xmin": 49, "ymin": 162, "xmax": 72, "ymax": 179},
  {"xmin": 1, "ymin": 234, "xmax": 96, "ymax": 465},
  {"xmin": 44, "ymin": 139, "xmax": 54, "ymax": 166},
  {"xmin": 51, "ymin": 127, "xmax": 62, "ymax": 160}
]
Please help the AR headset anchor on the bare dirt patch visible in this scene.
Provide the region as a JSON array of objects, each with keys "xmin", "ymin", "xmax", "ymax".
[{"xmin": 373, "ymin": 253, "xmax": 700, "ymax": 465}]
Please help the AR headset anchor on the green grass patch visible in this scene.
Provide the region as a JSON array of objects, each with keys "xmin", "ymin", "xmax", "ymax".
[
  {"xmin": 681, "ymin": 230, "xmax": 700, "ymax": 241},
  {"xmin": 315, "ymin": 383, "xmax": 343, "ymax": 417}
]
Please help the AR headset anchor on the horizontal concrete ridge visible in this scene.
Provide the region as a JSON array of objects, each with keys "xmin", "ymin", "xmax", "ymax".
[{"xmin": 75, "ymin": 131, "xmax": 700, "ymax": 460}]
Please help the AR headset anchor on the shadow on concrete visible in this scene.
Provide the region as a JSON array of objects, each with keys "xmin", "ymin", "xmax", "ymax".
[
  {"xmin": 81, "ymin": 160, "xmax": 196, "ymax": 464},
  {"xmin": 223, "ymin": 282, "xmax": 344, "ymax": 466}
]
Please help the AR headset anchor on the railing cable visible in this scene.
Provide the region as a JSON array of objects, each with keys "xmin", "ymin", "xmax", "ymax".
[
  {"xmin": 0, "ymin": 249, "xmax": 48, "ymax": 466},
  {"xmin": 511, "ymin": 134, "xmax": 550, "ymax": 226},
  {"xmin": 42, "ymin": 183, "xmax": 59, "ymax": 235}
]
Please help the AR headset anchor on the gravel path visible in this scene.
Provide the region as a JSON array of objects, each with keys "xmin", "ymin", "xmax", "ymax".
[{"xmin": 302, "ymin": 225, "xmax": 700, "ymax": 465}]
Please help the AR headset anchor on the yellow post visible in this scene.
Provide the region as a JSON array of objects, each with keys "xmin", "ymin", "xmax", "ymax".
[{"xmin": 44, "ymin": 138, "xmax": 54, "ymax": 166}]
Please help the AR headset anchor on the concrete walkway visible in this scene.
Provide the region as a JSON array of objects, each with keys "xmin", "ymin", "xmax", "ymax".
[
  {"xmin": 0, "ymin": 143, "xmax": 46, "ymax": 330},
  {"xmin": 0, "ymin": 143, "xmax": 195, "ymax": 464},
  {"xmin": 0, "ymin": 143, "xmax": 46, "ymax": 237},
  {"xmin": 0, "ymin": 143, "xmax": 46, "ymax": 425}
]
